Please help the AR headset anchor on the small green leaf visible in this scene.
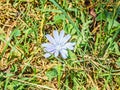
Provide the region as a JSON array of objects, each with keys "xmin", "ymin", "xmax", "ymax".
[
  {"xmin": 13, "ymin": 29, "xmax": 21, "ymax": 37},
  {"xmin": 7, "ymin": 85, "xmax": 14, "ymax": 90},
  {"xmin": 11, "ymin": 64, "xmax": 18, "ymax": 73},
  {"xmin": 96, "ymin": 12, "xmax": 106, "ymax": 21},
  {"xmin": 67, "ymin": 24, "xmax": 76, "ymax": 35},
  {"xmin": 116, "ymin": 57, "xmax": 120, "ymax": 67},
  {"xmin": 6, "ymin": 73, "xmax": 14, "ymax": 77},
  {"xmin": 4, "ymin": 77, "xmax": 9, "ymax": 90},
  {"xmin": 114, "ymin": 76, "xmax": 120, "ymax": 85},
  {"xmin": 68, "ymin": 50, "xmax": 77, "ymax": 60},
  {"xmin": 107, "ymin": 18, "xmax": 120, "ymax": 30},
  {"xmin": 114, "ymin": 43, "xmax": 120, "ymax": 55},
  {"xmin": 54, "ymin": 14, "xmax": 65, "ymax": 24},
  {"xmin": 46, "ymin": 69, "xmax": 58, "ymax": 81},
  {"xmin": 54, "ymin": 65, "xmax": 63, "ymax": 87}
]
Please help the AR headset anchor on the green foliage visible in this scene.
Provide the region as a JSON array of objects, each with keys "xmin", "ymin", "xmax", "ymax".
[
  {"xmin": 116, "ymin": 57, "xmax": 120, "ymax": 67},
  {"xmin": 53, "ymin": 14, "xmax": 66, "ymax": 24},
  {"xmin": 46, "ymin": 68, "xmax": 58, "ymax": 81},
  {"xmin": 0, "ymin": 0, "xmax": 120, "ymax": 90}
]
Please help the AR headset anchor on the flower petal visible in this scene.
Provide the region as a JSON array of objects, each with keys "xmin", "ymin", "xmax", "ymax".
[
  {"xmin": 46, "ymin": 34, "xmax": 56, "ymax": 44},
  {"xmin": 62, "ymin": 34, "xmax": 71, "ymax": 44},
  {"xmin": 59, "ymin": 30, "xmax": 65, "ymax": 43},
  {"xmin": 45, "ymin": 46, "xmax": 56, "ymax": 53},
  {"xmin": 60, "ymin": 30, "xmax": 65, "ymax": 38},
  {"xmin": 63, "ymin": 42, "xmax": 75, "ymax": 50},
  {"xmin": 54, "ymin": 50, "xmax": 59, "ymax": 57},
  {"xmin": 44, "ymin": 53, "xmax": 51, "ymax": 58},
  {"xmin": 53, "ymin": 30, "xmax": 59, "ymax": 42},
  {"xmin": 60, "ymin": 49, "xmax": 68, "ymax": 59},
  {"xmin": 41, "ymin": 43, "xmax": 54, "ymax": 48}
]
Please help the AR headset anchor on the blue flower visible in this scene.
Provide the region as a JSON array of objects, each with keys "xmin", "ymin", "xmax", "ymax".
[{"xmin": 42, "ymin": 30, "xmax": 75, "ymax": 59}]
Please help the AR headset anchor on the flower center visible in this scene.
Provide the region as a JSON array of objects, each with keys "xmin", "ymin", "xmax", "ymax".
[{"xmin": 56, "ymin": 44, "xmax": 62, "ymax": 51}]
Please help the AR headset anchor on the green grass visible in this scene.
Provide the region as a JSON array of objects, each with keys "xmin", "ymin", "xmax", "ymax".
[{"xmin": 0, "ymin": 0, "xmax": 120, "ymax": 90}]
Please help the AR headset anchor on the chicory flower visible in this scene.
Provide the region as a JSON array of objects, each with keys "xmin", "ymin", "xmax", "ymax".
[{"xmin": 42, "ymin": 30, "xmax": 75, "ymax": 59}]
